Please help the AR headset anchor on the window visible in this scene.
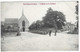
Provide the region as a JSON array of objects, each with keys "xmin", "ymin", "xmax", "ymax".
[{"xmin": 22, "ymin": 21, "xmax": 25, "ymax": 26}]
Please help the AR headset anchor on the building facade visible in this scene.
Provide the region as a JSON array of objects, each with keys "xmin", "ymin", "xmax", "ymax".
[
  {"xmin": 62, "ymin": 22, "xmax": 76, "ymax": 32},
  {"xmin": 4, "ymin": 9, "xmax": 29, "ymax": 32},
  {"xmin": 18, "ymin": 9, "xmax": 29, "ymax": 32},
  {"xmin": 4, "ymin": 18, "xmax": 19, "ymax": 32}
]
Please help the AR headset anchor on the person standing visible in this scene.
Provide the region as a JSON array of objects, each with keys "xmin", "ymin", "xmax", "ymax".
[
  {"xmin": 49, "ymin": 30, "xmax": 52, "ymax": 36},
  {"xmin": 17, "ymin": 27, "xmax": 21, "ymax": 36}
]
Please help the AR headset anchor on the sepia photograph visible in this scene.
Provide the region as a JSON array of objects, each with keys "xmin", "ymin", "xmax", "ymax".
[{"xmin": 1, "ymin": 1, "xmax": 79, "ymax": 51}]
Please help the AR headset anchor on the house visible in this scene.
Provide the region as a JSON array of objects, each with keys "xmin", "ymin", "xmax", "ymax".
[
  {"xmin": 4, "ymin": 9, "xmax": 29, "ymax": 32},
  {"xmin": 1, "ymin": 21, "xmax": 4, "ymax": 26},
  {"xmin": 4, "ymin": 18, "xmax": 18, "ymax": 32},
  {"xmin": 62, "ymin": 22, "xmax": 76, "ymax": 32}
]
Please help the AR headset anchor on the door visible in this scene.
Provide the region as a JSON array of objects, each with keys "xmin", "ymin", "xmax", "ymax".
[{"xmin": 22, "ymin": 21, "xmax": 25, "ymax": 32}]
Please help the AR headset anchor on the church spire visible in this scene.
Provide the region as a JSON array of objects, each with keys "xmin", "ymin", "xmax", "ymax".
[{"xmin": 22, "ymin": 8, "xmax": 24, "ymax": 16}]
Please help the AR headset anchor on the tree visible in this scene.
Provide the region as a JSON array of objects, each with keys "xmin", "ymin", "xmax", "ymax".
[
  {"xmin": 29, "ymin": 22, "xmax": 36, "ymax": 30},
  {"xmin": 43, "ymin": 8, "xmax": 65, "ymax": 28},
  {"xmin": 29, "ymin": 7, "xmax": 66, "ymax": 35},
  {"xmin": 72, "ymin": 1, "xmax": 79, "ymax": 34},
  {"xmin": 29, "ymin": 20, "xmax": 44, "ymax": 30},
  {"xmin": 75, "ymin": 1, "xmax": 78, "ymax": 15},
  {"xmin": 1, "ymin": 25, "xmax": 5, "ymax": 35},
  {"xmin": 43, "ymin": 8, "xmax": 66, "ymax": 36},
  {"xmin": 36, "ymin": 20, "xmax": 44, "ymax": 29},
  {"xmin": 75, "ymin": 1, "xmax": 78, "ymax": 29}
]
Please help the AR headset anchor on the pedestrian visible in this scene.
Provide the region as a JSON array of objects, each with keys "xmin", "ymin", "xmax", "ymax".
[
  {"xmin": 49, "ymin": 30, "xmax": 52, "ymax": 36},
  {"xmin": 55, "ymin": 30, "xmax": 57, "ymax": 36},
  {"xmin": 16, "ymin": 27, "xmax": 21, "ymax": 36}
]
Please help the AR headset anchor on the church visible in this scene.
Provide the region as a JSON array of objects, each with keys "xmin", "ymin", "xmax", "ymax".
[{"xmin": 4, "ymin": 9, "xmax": 29, "ymax": 32}]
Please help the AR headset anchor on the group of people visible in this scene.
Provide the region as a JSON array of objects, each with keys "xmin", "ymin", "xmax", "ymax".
[{"xmin": 16, "ymin": 28, "xmax": 56, "ymax": 36}]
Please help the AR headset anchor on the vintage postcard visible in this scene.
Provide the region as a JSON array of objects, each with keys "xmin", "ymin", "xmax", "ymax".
[{"xmin": 1, "ymin": 1, "xmax": 79, "ymax": 51}]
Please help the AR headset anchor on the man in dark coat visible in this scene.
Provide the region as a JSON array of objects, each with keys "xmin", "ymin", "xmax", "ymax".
[
  {"xmin": 17, "ymin": 27, "xmax": 21, "ymax": 36},
  {"xmin": 49, "ymin": 30, "xmax": 52, "ymax": 36}
]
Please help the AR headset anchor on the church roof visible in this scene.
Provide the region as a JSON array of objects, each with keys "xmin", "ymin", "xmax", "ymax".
[{"xmin": 5, "ymin": 18, "xmax": 18, "ymax": 25}]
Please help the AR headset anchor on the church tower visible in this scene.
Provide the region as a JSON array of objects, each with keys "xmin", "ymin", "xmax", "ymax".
[{"xmin": 18, "ymin": 8, "xmax": 29, "ymax": 32}]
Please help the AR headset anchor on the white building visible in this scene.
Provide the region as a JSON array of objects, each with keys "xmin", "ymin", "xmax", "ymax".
[
  {"xmin": 4, "ymin": 9, "xmax": 29, "ymax": 32},
  {"xmin": 18, "ymin": 9, "xmax": 29, "ymax": 32}
]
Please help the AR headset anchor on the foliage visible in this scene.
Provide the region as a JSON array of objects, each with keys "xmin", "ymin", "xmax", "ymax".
[
  {"xmin": 43, "ymin": 8, "xmax": 66, "ymax": 29},
  {"xmin": 71, "ymin": 1, "xmax": 79, "ymax": 34},
  {"xmin": 75, "ymin": 1, "xmax": 78, "ymax": 29},
  {"xmin": 29, "ymin": 21, "xmax": 44, "ymax": 30},
  {"xmin": 29, "ymin": 7, "xmax": 66, "ymax": 31},
  {"xmin": 1, "ymin": 25, "xmax": 5, "ymax": 35},
  {"xmin": 75, "ymin": 4, "xmax": 78, "ymax": 15}
]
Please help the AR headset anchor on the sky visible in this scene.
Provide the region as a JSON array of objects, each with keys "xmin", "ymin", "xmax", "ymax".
[{"xmin": 1, "ymin": 1, "xmax": 77, "ymax": 25}]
